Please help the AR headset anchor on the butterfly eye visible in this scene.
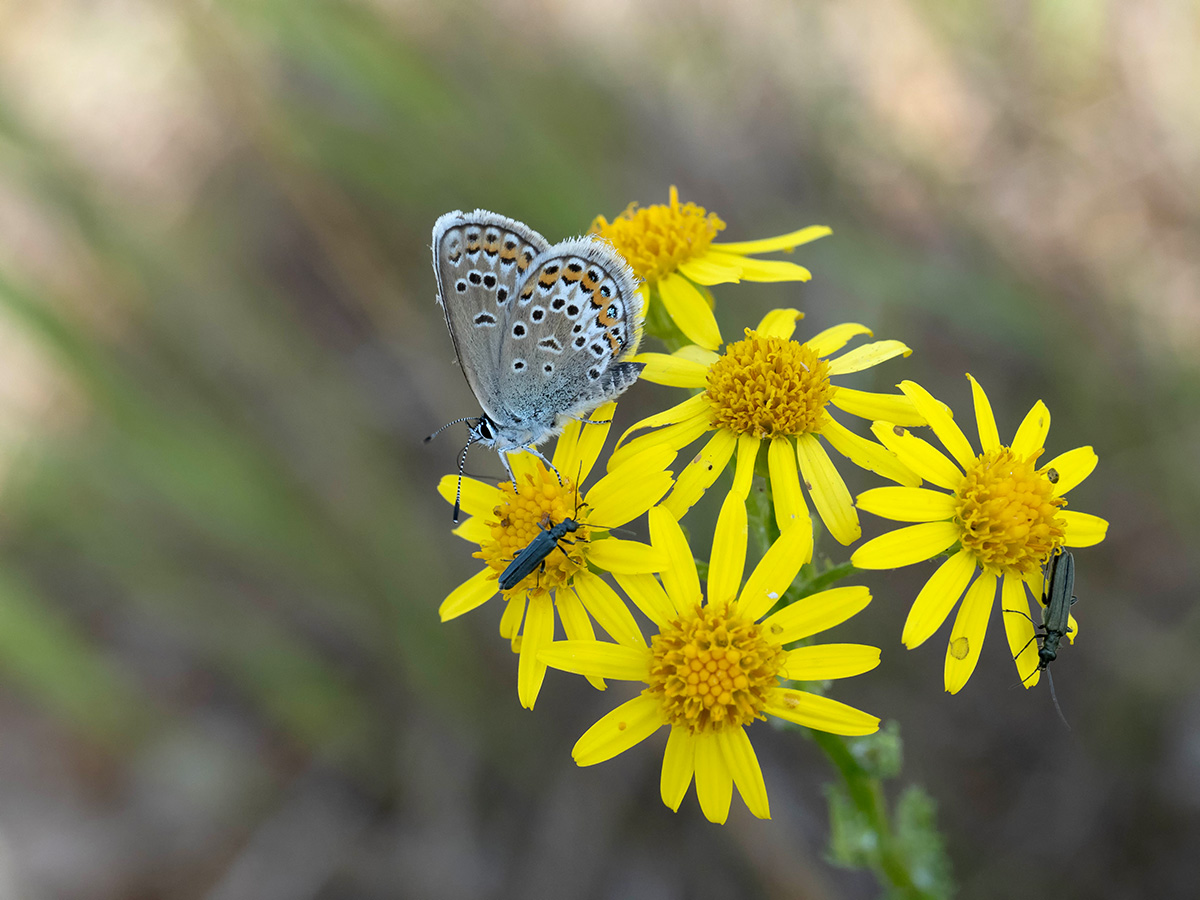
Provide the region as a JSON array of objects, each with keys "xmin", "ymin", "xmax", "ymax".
[
  {"xmin": 566, "ymin": 304, "xmax": 580, "ymax": 317},
  {"xmin": 512, "ymin": 323, "xmax": 527, "ymax": 338},
  {"xmin": 600, "ymin": 285, "xmax": 611, "ymax": 298},
  {"xmin": 468, "ymin": 271, "xmax": 482, "ymax": 285},
  {"xmin": 483, "ymin": 273, "xmax": 497, "ymax": 289},
  {"xmin": 497, "ymin": 287, "xmax": 509, "ymax": 303},
  {"xmin": 455, "ymin": 280, "xmax": 467, "ymax": 293}
]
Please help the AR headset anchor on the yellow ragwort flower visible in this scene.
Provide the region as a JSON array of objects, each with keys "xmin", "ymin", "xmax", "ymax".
[
  {"xmin": 438, "ymin": 403, "xmax": 674, "ymax": 708},
  {"xmin": 540, "ymin": 506, "xmax": 880, "ymax": 824},
  {"xmin": 591, "ymin": 187, "xmax": 830, "ymax": 350},
  {"xmin": 610, "ymin": 309, "xmax": 924, "ymax": 545},
  {"xmin": 850, "ymin": 376, "xmax": 1108, "ymax": 693}
]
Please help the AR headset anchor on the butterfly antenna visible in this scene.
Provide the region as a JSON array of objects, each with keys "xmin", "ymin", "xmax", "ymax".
[
  {"xmin": 425, "ymin": 416, "xmax": 476, "ymax": 444},
  {"xmin": 1047, "ymin": 669, "xmax": 1071, "ymax": 731},
  {"xmin": 453, "ymin": 435, "xmax": 477, "ymax": 523}
]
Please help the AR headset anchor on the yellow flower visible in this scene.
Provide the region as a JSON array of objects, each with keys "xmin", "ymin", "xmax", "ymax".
[
  {"xmin": 540, "ymin": 506, "xmax": 880, "ymax": 823},
  {"xmin": 611, "ymin": 309, "xmax": 924, "ymax": 545},
  {"xmin": 850, "ymin": 376, "xmax": 1108, "ymax": 693},
  {"xmin": 591, "ymin": 187, "xmax": 830, "ymax": 350},
  {"xmin": 438, "ymin": 403, "xmax": 674, "ymax": 709}
]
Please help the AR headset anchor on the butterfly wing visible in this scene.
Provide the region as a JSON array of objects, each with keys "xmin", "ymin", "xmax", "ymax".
[
  {"xmin": 432, "ymin": 210, "xmax": 550, "ymax": 421},
  {"xmin": 491, "ymin": 235, "xmax": 644, "ymax": 443}
]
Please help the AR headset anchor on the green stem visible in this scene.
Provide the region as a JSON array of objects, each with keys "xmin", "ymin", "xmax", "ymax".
[{"xmin": 810, "ymin": 731, "xmax": 928, "ymax": 898}]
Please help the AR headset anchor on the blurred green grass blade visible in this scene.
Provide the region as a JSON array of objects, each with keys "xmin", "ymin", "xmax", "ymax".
[{"xmin": 0, "ymin": 569, "xmax": 156, "ymax": 748}]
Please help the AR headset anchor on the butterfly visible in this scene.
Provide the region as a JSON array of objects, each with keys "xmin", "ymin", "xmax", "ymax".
[{"xmin": 428, "ymin": 210, "xmax": 645, "ymax": 518}]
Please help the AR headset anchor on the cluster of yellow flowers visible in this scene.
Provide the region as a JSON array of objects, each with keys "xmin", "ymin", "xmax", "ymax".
[{"xmin": 436, "ymin": 188, "xmax": 1107, "ymax": 824}]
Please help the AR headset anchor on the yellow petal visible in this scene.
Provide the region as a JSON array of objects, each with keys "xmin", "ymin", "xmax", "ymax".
[
  {"xmin": 830, "ymin": 387, "xmax": 925, "ymax": 427},
  {"xmin": 705, "ymin": 251, "xmax": 812, "ymax": 282},
  {"xmin": 768, "ymin": 435, "xmax": 808, "ymax": 532},
  {"xmin": 612, "ymin": 392, "xmax": 711, "ymax": 459},
  {"xmin": 796, "ymin": 434, "xmax": 860, "ymax": 545},
  {"xmin": 1041, "ymin": 445, "xmax": 1098, "ymax": 498},
  {"xmin": 708, "ymin": 493, "xmax": 748, "ymax": 607},
  {"xmin": 851, "ymin": 521, "xmax": 961, "ymax": 569},
  {"xmin": 677, "ymin": 255, "xmax": 743, "ymax": 285},
  {"xmin": 585, "ymin": 538, "xmax": 663, "ymax": 574},
  {"xmin": 630, "ymin": 352, "xmax": 709, "ymax": 388},
  {"xmin": 613, "ymin": 572, "xmax": 678, "ymax": 628},
  {"xmin": 538, "ymin": 639, "xmax": 651, "ymax": 681},
  {"xmin": 755, "ymin": 307, "xmax": 803, "ymax": 340},
  {"xmin": 661, "ymin": 726, "xmax": 696, "ymax": 812},
  {"xmin": 587, "ymin": 447, "xmax": 675, "ymax": 526},
  {"xmin": 765, "ymin": 689, "xmax": 880, "ymax": 736},
  {"xmin": 658, "ymin": 273, "xmax": 723, "ymax": 350},
  {"xmin": 965, "ymin": 374, "xmax": 1000, "ymax": 453},
  {"xmin": 553, "ymin": 401, "xmax": 615, "ymax": 482},
  {"xmin": 650, "ymin": 507, "xmax": 702, "ymax": 611},
  {"xmin": 871, "ymin": 422, "xmax": 964, "ymax": 491},
  {"xmin": 807, "ymin": 323, "xmax": 873, "ymax": 357},
  {"xmin": 943, "ymin": 570, "xmax": 996, "ymax": 694},
  {"xmin": 662, "ymin": 428, "xmax": 737, "ymax": 518},
  {"xmin": 452, "ymin": 516, "xmax": 491, "ymax": 544},
  {"xmin": 731, "ymin": 432, "xmax": 761, "ymax": 500},
  {"xmin": 900, "ymin": 548, "xmax": 976, "ymax": 648},
  {"xmin": 856, "ymin": 486, "xmax": 957, "ymax": 522},
  {"xmin": 825, "ymin": 340, "xmax": 912, "ymax": 376},
  {"xmin": 439, "ymin": 567, "xmax": 497, "ymax": 621},
  {"xmin": 517, "ymin": 591, "xmax": 554, "ymax": 709},
  {"xmin": 762, "ymin": 585, "xmax": 872, "ymax": 644},
  {"xmin": 1001, "ymin": 573, "xmax": 1041, "ymax": 688},
  {"xmin": 1011, "ymin": 400, "xmax": 1051, "ymax": 459},
  {"xmin": 717, "ymin": 727, "xmax": 770, "ymax": 820},
  {"xmin": 555, "ymin": 588, "xmax": 604, "ymax": 691},
  {"xmin": 693, "ymin": 733, "xmax": 734, "ymax": 824},
  {"xmin": 673, "ymin": 344, "xmax": 720, "ymax": 366},
  {"xmin": 1060, "ymin": 511, "xmax": 1108, "ymax": 547},
  {"xmin": 572, "ymin": 693, "xmax": 663, "ymax": 766},
  {"xmin": 736, "ymin": 519, "xmax": 815, "ymax": 622},
  {"xmin": 437, "ymin": 475, "xmax": 500, "ymax": 521},
  {"xmin": 780, "ymin": 643, "xmax": 881, "ymax": 681},
  {"xmin": 710, "ymin": 224, "xmax": 832, "ymax": 255},
  {"xmin": 507, "ymin": 450, "xmax": 542, "ymax": 484},
  {"xmin": 498, "ymin": 592, "xmax": 524, "ymax": 640},
  {"xmin": 898, "ymin": 381, "xmax": 977, "ymax": 471},
  {"xmin": 819, "ymin": 415, "xmax": 921, "ymax": 487},
  {"xmin": 572, "ymin": 573, "xmax": 646, "ymax": 649}
]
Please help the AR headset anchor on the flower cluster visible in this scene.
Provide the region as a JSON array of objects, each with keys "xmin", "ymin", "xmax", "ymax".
[{"xmin": 434, "ymin": 188, "xmax": 1108, "ymax": 822}]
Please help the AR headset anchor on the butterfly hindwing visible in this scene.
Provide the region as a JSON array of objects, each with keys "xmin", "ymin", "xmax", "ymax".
[
  {"xmin": 432, "ymin": 210, "xmax": 549, "ymax": 422},
  {"xmin": 496, "ymin": 237, "xmax": 643, "ymax": 436}
]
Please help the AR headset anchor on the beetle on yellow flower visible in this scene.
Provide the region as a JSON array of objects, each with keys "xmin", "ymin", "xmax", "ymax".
[
  {"xmin": 591, "ymin": 187, "xmax": 830, "ymax": 350},
  {"xmin": 851, "ymin": 376, "xmax": 1108, "ymax": 693},
  {"xmin": 540, "ymin": 506, "xmax": 881, "ymax": 824},
  {"xmin": 437, "ymin": 403, "xmax": 673, "ymax": 708}
]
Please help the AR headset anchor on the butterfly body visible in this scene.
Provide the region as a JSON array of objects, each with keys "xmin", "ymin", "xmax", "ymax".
[{"xmin": 431, "ymin": 210, "xmax": 645, "ymax": 456}]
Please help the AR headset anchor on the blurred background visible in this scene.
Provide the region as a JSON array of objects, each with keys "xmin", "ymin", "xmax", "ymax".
[{"xmin": 0, "ymin": 1, "xmax": 1197, "ymax": 897}]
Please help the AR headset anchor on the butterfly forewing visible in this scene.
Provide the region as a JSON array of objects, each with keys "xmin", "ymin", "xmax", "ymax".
[{"xmin": 433, "ymin": 210, "xmax": 550, "ymax": 422}]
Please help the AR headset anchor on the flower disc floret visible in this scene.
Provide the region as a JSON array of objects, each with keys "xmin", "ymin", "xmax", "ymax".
[
  {"xmin": 705, "ymin": 329, "xmax": 834, "ymax": 438},
  {"xmin": 591, "ymin": 186, "xmax": 725, "ymax": 283},
  {"xmin": 477, "ymin": 469, "xmax": 588, "ymax": 594},
  {"xmin": 647, "ymin": 603, "xmax": 785, "ymax": 734},
  {"xmin": 954, "ymin": 447, "xmax": 1065, "ymax": 576}
]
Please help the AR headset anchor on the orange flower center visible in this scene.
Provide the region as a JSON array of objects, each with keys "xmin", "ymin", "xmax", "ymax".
[
  {"xmin": 646, "ymin": 603, "xmax": 784, "ymax": 734},
  {"xmin": 705, "ymin": 330, "xmax": 835, "ymax": 438},
  {"xmin": 590, "ymin": 186, "xmax": 725, "ymax": 283},
  {"xmin": 476, "ymin": 466, "xmax": 590, "ymax": 595},
  {"xmin": 954, "ymin": 447, "xmax": 1066, "ymax": 576}
]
